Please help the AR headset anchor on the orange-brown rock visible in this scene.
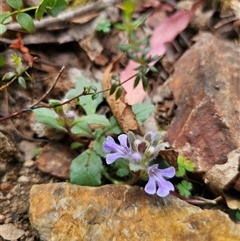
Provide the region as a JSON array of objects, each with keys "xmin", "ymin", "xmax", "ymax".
[
  {"xmin": 29, "ymin": 183, "xmax": 240, "ymax": 241},
  {"xmin": 165, "ymin": 32, "xmax": 240, "ymax": 174}
]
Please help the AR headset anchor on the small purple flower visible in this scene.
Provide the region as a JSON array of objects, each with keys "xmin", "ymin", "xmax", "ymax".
[
  {"xmin": 102, "ymin": 135, "xmax": 141, "ymax": 165},
  {"xmin": 145, "ymin": 164, "xmax": 175, "ymax": 197}
]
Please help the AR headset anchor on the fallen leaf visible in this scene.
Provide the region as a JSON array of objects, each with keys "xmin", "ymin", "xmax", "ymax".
[
  {"xmin": 159, "ymin": 149, "xmax": 179, "ymax": 169},
  {"xmin": 121, "ymin": 0, "xmax": 202, "ymax": 105},
  {"xmin": 223, "ymin": 190, "xmax": 240, "ymax": 210},
  {"xmin": 102, "ymin": 56, "xmax": 139, "ymax": 133}
]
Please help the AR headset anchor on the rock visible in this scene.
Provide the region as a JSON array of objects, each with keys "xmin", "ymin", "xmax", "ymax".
[
  {"xmin": 204, "ymin": 149, "xmax": 240, "ymax": 197},
  {"xmin": 0, "ymin": 223, "xmax": 25, "ymax": 240},
  {"xmin": 29, "ymin": 183, "xmax": 240, "ymax": 241},
  {"xmin": 0, "ymin": 131, "xmax": 20, "ymax": 164},
  {"xmin": 165, "ymin": 32, "xmax": 240, "ymax": 174},
  {"xmin": 36, "ymin": 143, "xmax": 76, "ymax": 179}
]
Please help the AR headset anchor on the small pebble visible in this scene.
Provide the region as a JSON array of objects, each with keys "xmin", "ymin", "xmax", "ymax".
[
  {"xmin": 0, "ymin": 214, "xmax": 6, "ymax": 224},
  {"xmin": 0, "ymin": 183, "xmax": 12, "ymax": 193},
  {"xmin": 18, "ymin": 176, "xmax": 30, "ymax": 183},
  {"xmin": 23, "ymin": 160, "xmax": 35, "ymax": 168}
]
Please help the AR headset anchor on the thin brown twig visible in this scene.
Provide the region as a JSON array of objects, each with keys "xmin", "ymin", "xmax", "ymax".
[
  {"xmin": 30, "ymin": 66, "xmax": 65, "ymax": 109},
  {"xmin": 0, "ymin": 70, "xmax": 137, "ymax": 121},
  {"xmin": 0, "ymin": 66, "xmax": 65, "ymax": 121},
  {"xmin": 6, "ymin": 0, "xmax": 121, "ymax": 31}
]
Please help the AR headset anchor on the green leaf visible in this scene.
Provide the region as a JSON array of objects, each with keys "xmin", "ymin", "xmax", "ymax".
[
  {"xmin": 176, "ymin": 166, "xmax": 186, "ymax": 177},
  {"xmin": 71, "ymin": 121, "xmax": 92, "ymax": 138},
  {"xmin": 149, "ymin": 66, "xmax": 158, "ymax": 73},
  {"xmin": 46, "ymin": 0, "xmax": 68, "ymax": 17},
  {"xmin": 142, "ymin": 75, "xmax": 148, "ymax": 91},
  {"xmin": 109, "ymin": 82, "xmax": 118, "ymax": 95},
  {"xmin": 177, "ymin": 156, "xmax": 196, "ymax": 175},
  {"xmin": 118, "ymin": 44, "xmax": 131, "ymax": 52},
  {"xmin": 70, "ymin": 142, "xmax": 84, "ymax": 150},
  {"xmin": 6, "ymin": 0, "xmax": 22, "ymax": 9},
  {"xmin": 65, "ymin": 77, "xmax": 103, "ymax": 115},
  {"xmin": 0, "ymin": 54, "xmax": 5, "ymax": 67},
  {"xmin": 16, "ymin": 13, "xmax": 35, "ymax": 33},
  {"xmin": 33, "ymin": 108, "xmax": 66, "ymax": 131},
  {"xmin": 132, "ymin": 101, "xmax": 155, "ymax": 125},
  {"xmin": 114, "ymin": 23, "xmax": 125, "ymax": 31},
  {"xmin": 2, "ymin": 72, "xmax": 16, "ymax": 81},
  {"xmin": 112, "ymin": 159, "xmax": 130, "ymax": 177},
  {"xmin": 35, "ymin": 0, "xmax": 49, "ymax": 20},
  {"xmin": 103, "ymin": 116, "xmax": 122, "ymax": 135},
  {"xmin": 115, "ymin": 86, "xmax": 123, "ymax": 100},
  {"xmin": 0, "ymin": 12, "xmax": 12, "ymax": 24},
  {"xmin": 177, "ymin": 180, "xmax": 193, "ymax": 198},
  {"xmin": 236, "ymin": 208, "xmax": 240, "ymax": 221},
  {"xmin": 133, "ymin": 75, "xmax": 141, "ymax": 88},
  {"xmin": 70, "ymin": 149, "xmax": 103, "ymax": 186},
  {"xmin": 18, "ymin": 76, "xmax": 26, "ymax": 89},
  {"xmin": 80, "ymin": 114, "xmax": 110, "ymax": 127},
  {"xmin": 132, "ymin": 16, "xmax": 146, "ymax": 29},
  {"xmin": 0, "ymin": 24, "xmax": 7, "ymax": 34},
  {"xmin": 92, "ymin": 137, "xmax": 106, "ymax": 158}
]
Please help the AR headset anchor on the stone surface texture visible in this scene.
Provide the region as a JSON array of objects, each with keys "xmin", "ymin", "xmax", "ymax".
[
  {"xmin": 36, "ymin": 143, "xmax": 76, "ymax": 179},
  {"xmin": 165, "ymin": 32, "xmax": 240, "ymax": 174},
  {"xmin": 29, "ymin": 183, "xmax": 240, "ymax": 241}
]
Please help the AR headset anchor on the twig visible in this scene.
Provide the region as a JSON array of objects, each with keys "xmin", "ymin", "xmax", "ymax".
[
  {"xmin": 30, "ymin": 66, "xmax": 65, "ymax": 109},
  {"xmin": 6, "ymin": 0, "xmax": 121, "ymax": 31},
  {"xmin": 0, "ymin": 66, "xmax": 65, "ymax": 121}
]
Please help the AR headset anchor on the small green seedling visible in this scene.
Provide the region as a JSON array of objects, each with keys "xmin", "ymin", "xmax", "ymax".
[
  {"xmin": 176, "ymin": 156, "xmax": 195, "ymax": 198},
  {"xmin": 176, "ymin": 155, "xmax": 196, "ymax": 177},
  {"xmin": 177, "ymin": 180, "xmax": 193, "ymax": 198},
  {"xmin": 96, "ymin": 19, "xmax": 111, "ymax": 33}
]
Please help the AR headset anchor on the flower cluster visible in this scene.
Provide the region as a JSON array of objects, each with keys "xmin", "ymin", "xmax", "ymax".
[{"xmin": 102, "ymin": 131, "xmax": 175, "ymax": 197}]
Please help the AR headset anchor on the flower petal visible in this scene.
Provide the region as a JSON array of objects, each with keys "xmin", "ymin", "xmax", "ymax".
[
  {"xmin": 156, "ymin": 167, "xmax": 175, "ymax": 178},
  {"xmin": 156, "ymin": 180, "xmax": 174, "ymax": 197},
  {"xmin": 118, "ymin": 134, "xmax": 128, "ymax": 148},
  {"xmin": 106, "ymin": 152, "xmax": 125, "ymax": 164},
  {"xmin": 102, "ymin": 136, "xmax": 119, "ymax": 152},
  {"xmin": 144, "ymin": 176, "xmax": 156, "ymax": 195}
]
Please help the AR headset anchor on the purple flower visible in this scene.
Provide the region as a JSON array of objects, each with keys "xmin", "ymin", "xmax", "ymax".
[
  {"xmin": 145, "ymin": 164, "xmax": 175, "ymax": 197},
  {"xmin": 102, "ymin": 135, "xmax": 141, "ymax": 165}
]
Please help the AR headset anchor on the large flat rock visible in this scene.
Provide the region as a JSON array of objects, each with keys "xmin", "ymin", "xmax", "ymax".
[{"xmin": 29, "ymin": 183, "xmax": 240, "ymax": 241}]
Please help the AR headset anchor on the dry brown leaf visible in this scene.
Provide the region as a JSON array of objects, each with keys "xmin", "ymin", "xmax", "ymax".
[
  {"xmin": 102, "ymin": 57, "xmax": 139, "ymax": 133},
  {"xmin": 223, "ymin": 190, "xmax": 240, "ymax": 210},
  {"xmin": 71, "ymin": 11, "xmax": 99, "ymax": 24},
  {"xmin": 159, "ymin": 149, "xmax": 179, "ymax": 169}
]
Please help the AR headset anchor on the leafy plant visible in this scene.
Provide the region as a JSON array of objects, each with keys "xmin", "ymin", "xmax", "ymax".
[
  {"xmin": 176, "ymin": 155, "xmax": 196, "ymax": 177},
  {"xmin": 175, "ymin": 156, "xmax": 196, "ymax": 198},
  {"xmin": 177, "ymin": 180, "xmax": 193, "ymax": 198},
  {"xmin": 0, "ymin": 0, "xmax": 68, "ymax": 34},
  {"xmin": 33, "ymin": 77, "xmax": 154, "ymax": 186},
  {"xmin": 96, "ymin": 19, "xmax": 111, "ymax": 34},
  {"xmin": 111, "ymin": 0, "xmax": 160, "ymax": 97}
]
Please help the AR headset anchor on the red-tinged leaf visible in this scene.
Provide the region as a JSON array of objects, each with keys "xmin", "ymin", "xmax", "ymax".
[{"xmin": 120, "ymin": 0, "xmax": 202, "ymax": 105}]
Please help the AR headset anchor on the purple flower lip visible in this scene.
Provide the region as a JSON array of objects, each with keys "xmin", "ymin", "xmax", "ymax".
[
  {"xmin": 102, "ymin": 134, "xmax": 141, "ymax": 164},
  {"xmin": 144, "ymin": 164, "xmax": 175, "ymax": 197}
]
